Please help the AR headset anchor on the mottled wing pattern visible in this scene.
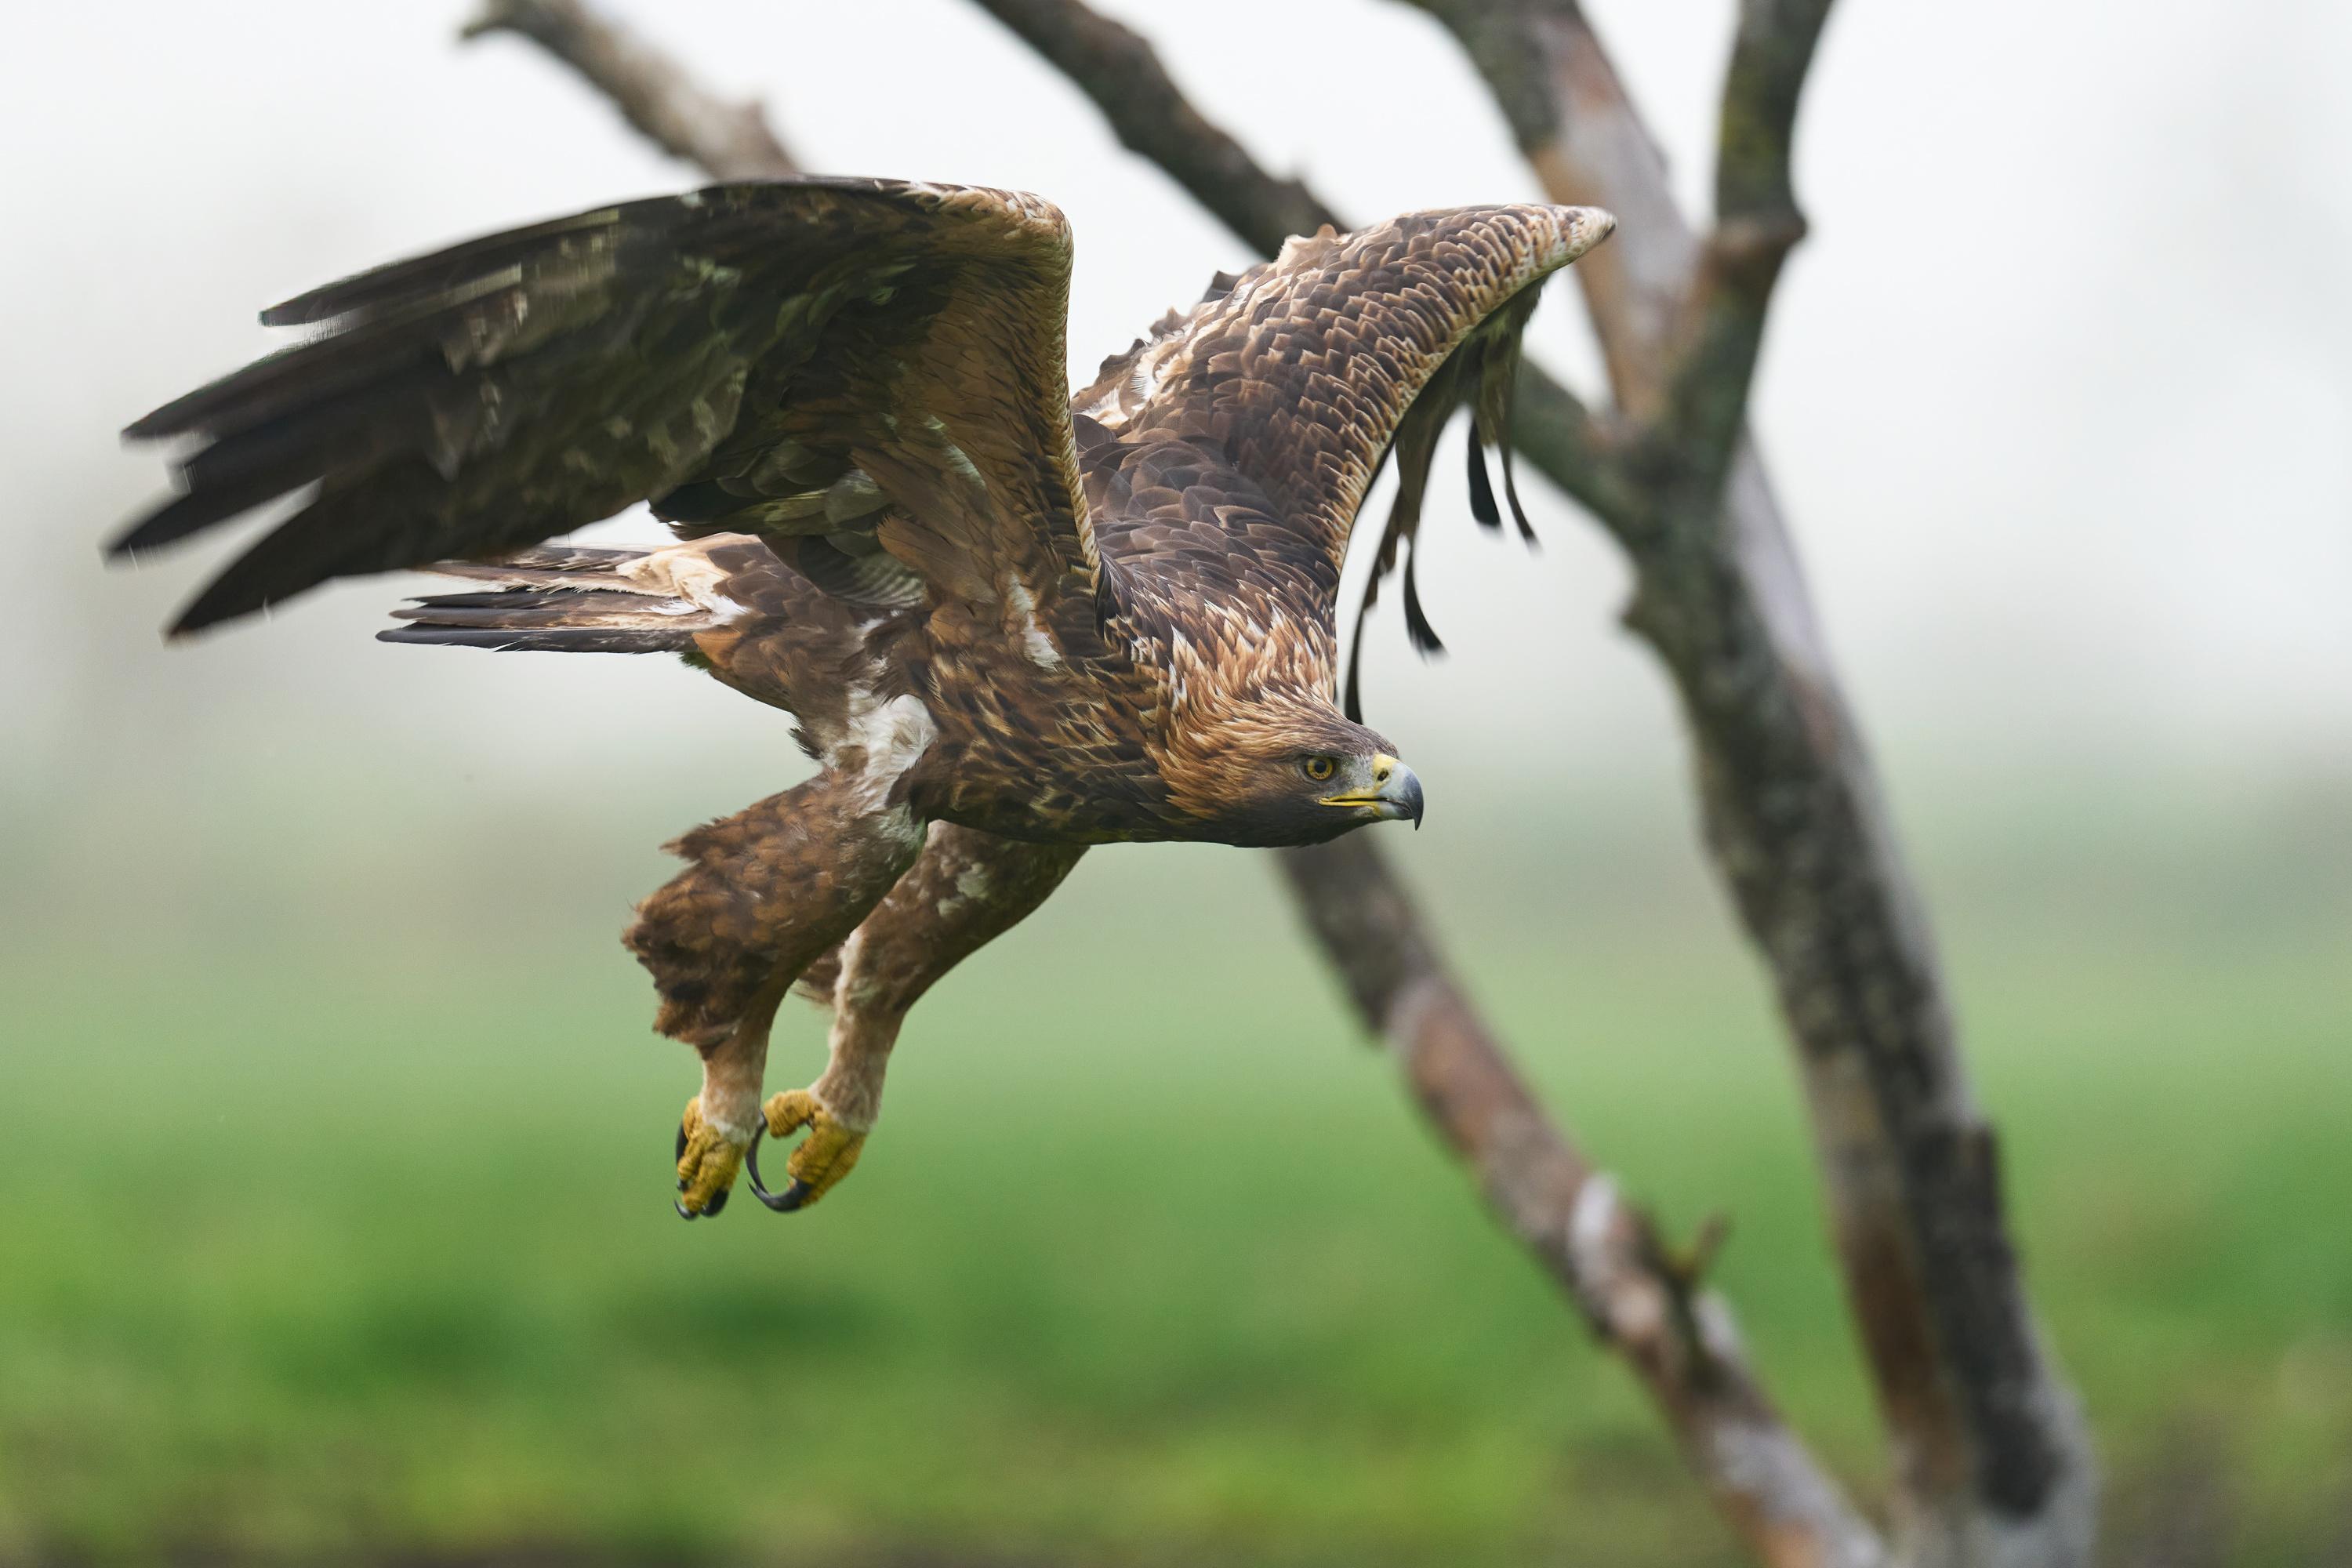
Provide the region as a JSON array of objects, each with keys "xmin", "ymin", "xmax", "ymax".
[
  {"xmin": 1081, "ymin": 205, "xmax": 1613, "ymax": 717},
  {"xmin": 116, "ymin": 178, "xmax": 1094, "ymax": 634}
]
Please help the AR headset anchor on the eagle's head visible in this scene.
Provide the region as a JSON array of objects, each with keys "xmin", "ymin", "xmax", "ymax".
[{"xmin": 1159, "ymin": 686, "xmax": 1424, "ymax": 848}]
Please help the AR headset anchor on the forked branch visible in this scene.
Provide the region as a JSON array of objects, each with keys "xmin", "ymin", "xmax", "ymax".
[
  {"xmin": 967, "ymin": 0, "xmax": 1647, "ymax": 532},
  {"xmin": 466, "ymin": 0, "xmax": 800, "ymax": 180},
  {"xmin": 1402, "ymin": 2, "xmax": 2099, "ymax": 1563},
  {"xmin": 971, "ymin": 0, "xmax": 2097, "ymax": 1562},
  {"xmin": 464, "ymin": 2, "xmax": 1880, "ymax": 1565},
  {"xmin": 1281, "ymin": 836, "xmax": 1882, "ymax": 1568},
  {"xmin": 1653, "ymin": 0, "xmax": 1834, "ymax": 503}
]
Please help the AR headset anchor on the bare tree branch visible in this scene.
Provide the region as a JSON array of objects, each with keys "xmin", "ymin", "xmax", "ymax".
[
  {"xmin": 1716, "ymin": 0, "xmax": 1838, "ymax": 226},
  {"xmin": 1399, "ymin": 0, "xmax": 1694, "ymax": 414},
  {"xmin": 967, "ymin": 0, "xmax": 1648, "ymax": 535},
  {"xmin": 959, "ymin": 5, "xmax": 1887, "ymax": 1566},
  {"xmin": 1282, "ymin": 837, "xmax": 1884, "ymax": 1568},
  {"xmin": 464, "ymin": 2, "xmax": 1875, "ymax": 1564},
  {"xmin": 1651, "ymin": 0, "xmax": 1833, "ymax": 505},
  {"xmin": 971, "ymin": 0, "xmax": 1334, "ymax": 251},
  {"xmin": 962, "ymin": 0, "xmax": 2100, "ymax": 1561},
  {"xmin": 464, "ymin": 0, "xmax": 799, "ymax": 180},
  {"xmin": 1399, "ymin": 2, "xmax": 2099, "ymax": 1563}
]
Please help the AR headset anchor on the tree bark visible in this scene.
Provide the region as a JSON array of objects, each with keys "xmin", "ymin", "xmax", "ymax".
[{"xmin": 1400, "ymin": 4, "xmax": 2097, "ymax": 1562}]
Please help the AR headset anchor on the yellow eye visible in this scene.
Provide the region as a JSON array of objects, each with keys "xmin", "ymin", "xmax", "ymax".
[{"xmin": 1302, "ymin": 756, "xmax": 1337, "ymax": 782}]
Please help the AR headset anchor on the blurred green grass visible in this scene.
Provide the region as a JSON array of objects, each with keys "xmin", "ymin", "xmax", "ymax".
[{"xmin": 1, "ymin": 828, "xmax": 2347, "ymax": 1566}]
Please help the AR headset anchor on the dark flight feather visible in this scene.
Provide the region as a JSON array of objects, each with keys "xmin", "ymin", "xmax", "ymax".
[
  {"xmin": 1329, "ymin": 278, "xmax": 1557, "ymax": 711},
  {"xmin": 260, "ymin": 205, "xmax": 629, "ymax": 327},
  {"xmin": 1474, "ymin": 291, "xmax": 1544, "ymax": 546},
  {"xmin": 1335, "ymin": 343, "xmax": 1464, "ymax": 716},
  {"xmin": 1342, "ymin": 601, "xmax": 1371, "ymax": 724},
  {"xmin": 115, "ymin": 178, "xmax": 1098, "ymax": 636},
  {"xmin": 1400, "ymin": 544, "xmax": 1445, "ymax": 657},
  {"xmin": 1465, "ymin": 424, "xmax": 1501, "ymax": 531},
  {"xmin": 112, "ymin": 469, "xmax": 318, "ymax": 559}
]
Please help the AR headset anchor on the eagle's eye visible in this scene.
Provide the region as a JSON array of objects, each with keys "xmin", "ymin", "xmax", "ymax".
[{"xmin": 1301, "ymin": 755, "xmax": 1338, "ymax": 783}]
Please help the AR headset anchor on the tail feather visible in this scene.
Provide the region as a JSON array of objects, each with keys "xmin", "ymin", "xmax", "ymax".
[
  {"xmin": 377, "ymin": 624, "xmax": 690, "ymax": 653},
  {"xmin": 416, "ymin": 545, "xmax": 652, "ymax": 589},
  {"xmin": 385, "ymin": 588, "xmax": 695, "ymax": 629},
  {"xmin": 381, "ymin": 546, "xmax": 716, "ymax": 654}
]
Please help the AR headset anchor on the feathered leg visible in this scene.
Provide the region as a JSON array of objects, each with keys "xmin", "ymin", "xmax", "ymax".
[
  {"xmin": 754, "ymin": 824, "xmax": 1088, "ymax": 1210},
  {"xmin": 626, "ymin": 768, "xmax": 928, "ymax": 1218}
]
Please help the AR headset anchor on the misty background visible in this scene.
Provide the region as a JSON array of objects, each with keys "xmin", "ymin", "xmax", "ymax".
[
  {"xmin": 0, "ymin": 4, "xmax": 2347, "ymax": 1563},
  {"xmin": 6, "ymin": 0, "xmax": 2347, "ymax": 903}
]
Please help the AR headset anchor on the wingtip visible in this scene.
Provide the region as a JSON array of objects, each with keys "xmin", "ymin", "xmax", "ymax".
[
  {"xmin": 121, "ymin": 405, "xmax": 185, "ymax": 443},
  {"xmin": 1465, "ymin": 426, "xmax": 1502, "ymax": 531},
  {"xmin": 1399, "ymin": 549, "xmax": 1446, "ymax": 661},
  {"xmin": 106, "ymin": 482, "xmax": 245, "ymax": 561},
  {"xmin": 104, "ymin": 513, "xmax": 165, "ymax": 563},
  {"xmin": 165, "ymin": 581, "xmax": 263, "ymax": 641},
  {"xmin": 165, "ymin": 602, "xmax": 227, "ymax": 640},
  {"xmin": 260, "ymin": 274, "xmax": 365, "ymax": 326},
  {"xmin": 1566, "ymin": 206, "xmax": 1617, "ymax": 255}
]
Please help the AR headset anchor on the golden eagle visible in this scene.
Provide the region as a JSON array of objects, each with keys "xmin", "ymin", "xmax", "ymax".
[{"xmin": 115, "ymin": 179, "xmax": 1613, "ymax": 1218}]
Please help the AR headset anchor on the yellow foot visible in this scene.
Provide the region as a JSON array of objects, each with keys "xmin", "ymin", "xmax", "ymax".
[
  {"xmin": 673, "ymin": 1096, "xmax": 753, "ymax": 1220},
  {"xmin": 747, "ymin": 1089, "xmax": 868, "ymax": 1212}
]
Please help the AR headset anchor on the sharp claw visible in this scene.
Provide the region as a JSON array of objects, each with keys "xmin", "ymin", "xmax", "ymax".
[
  {"xmin": 746, "ymin": 1130, "xmax": 795, "ymax": 1212},
  {"xmin": 703, "ymin": 1184, "xmax": 730, "ymax": 1218},
  {"xmin": 779, "ymin": 1178, "xmax": 812, "ymax": 1213},
  {"xmin": 673, "ymin": 1198, "xmax": 699, "ymax": 1221}
]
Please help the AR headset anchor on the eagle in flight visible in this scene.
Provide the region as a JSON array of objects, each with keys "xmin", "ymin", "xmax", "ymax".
[{"xmin": 116, "ymin": 179, "xmax": 1613, "ymax": 1218}]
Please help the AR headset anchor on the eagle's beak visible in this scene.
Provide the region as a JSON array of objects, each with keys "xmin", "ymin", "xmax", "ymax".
[{"xmin": 1320, "ymin": 753, "xmax": 1425, "ymax": 829}]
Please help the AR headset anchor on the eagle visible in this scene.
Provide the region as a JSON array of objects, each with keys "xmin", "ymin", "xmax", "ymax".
[{"xmin": 114, "ymin": 178, "xmax": 1613, "ymax": 1219}]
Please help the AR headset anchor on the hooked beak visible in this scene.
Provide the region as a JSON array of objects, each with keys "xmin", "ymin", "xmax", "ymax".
[{"xmin": 1319, "ymin": 753, "xmax": 1425, "ymax": 829}]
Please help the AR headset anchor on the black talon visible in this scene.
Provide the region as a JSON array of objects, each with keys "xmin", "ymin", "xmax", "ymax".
[
  {"xmin": 675, "ymin": 1116, "xmax": 735, "ymax": 1218},
  {"xmin": 746, "ymin": 1127, "xmax": 801, "ymax": 1213}
]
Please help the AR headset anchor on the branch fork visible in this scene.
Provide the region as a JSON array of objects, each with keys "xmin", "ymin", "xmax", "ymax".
[{"xmin": 460, "ymin": 2, "xmax": 2096, "ymax": 1564}]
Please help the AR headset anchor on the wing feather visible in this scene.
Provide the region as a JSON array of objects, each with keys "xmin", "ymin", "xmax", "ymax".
[
  {"xmin": 1093, "ymin": 205, "xmax": 1613, "ymax": 714},
  {"xmin": 117, "ymin": 178, "xmax": 1094, "ymax": 636}
]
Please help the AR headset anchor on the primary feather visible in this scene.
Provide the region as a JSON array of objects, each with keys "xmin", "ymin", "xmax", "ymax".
[{"xmin": 117, "ymin": 178, "xmax": 1092, "ymax": 635}]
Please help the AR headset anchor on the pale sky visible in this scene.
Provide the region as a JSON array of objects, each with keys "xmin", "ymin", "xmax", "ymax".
[{"xmin": 5, "ymin": 0, "xmax": 2347, "ymax": 834}]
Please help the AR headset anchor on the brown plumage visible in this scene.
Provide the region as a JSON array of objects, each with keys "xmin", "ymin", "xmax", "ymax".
[{"xmin": 115, "ymin": 178, "xmax": 1613, "ymax": 1215}]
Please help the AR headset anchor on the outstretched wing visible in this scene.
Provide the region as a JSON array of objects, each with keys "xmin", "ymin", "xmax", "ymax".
[
  {"xmin": 1083, "ymin": 204, "xmax": 1613, "ymax": 718},
  {"xmin": 114, "ymin": 178, "xmax": 1094, "ymax": 635}
]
